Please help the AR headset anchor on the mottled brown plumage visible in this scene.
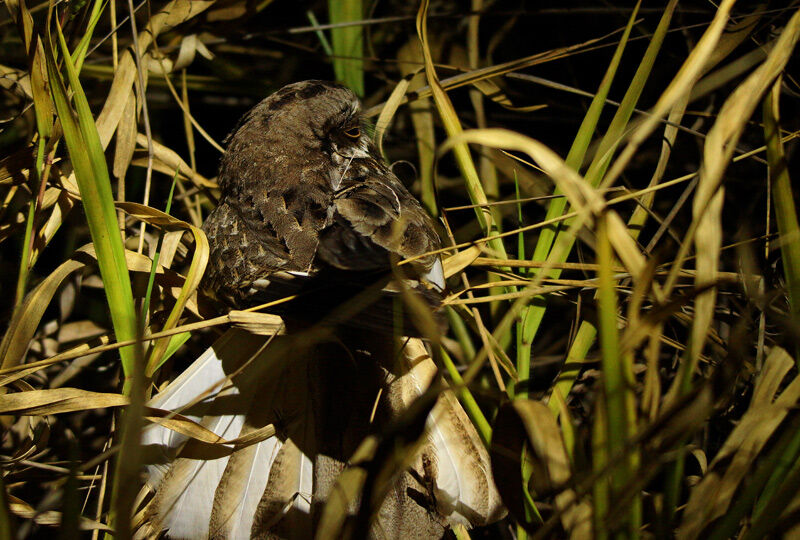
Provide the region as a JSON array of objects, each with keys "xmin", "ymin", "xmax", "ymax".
[{"xmin": 201, "ymin": 80, "xmax": 443, "ymax": 314}]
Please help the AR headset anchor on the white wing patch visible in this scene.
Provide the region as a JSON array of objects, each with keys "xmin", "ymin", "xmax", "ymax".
[{"xmin": 422, "ymin": 257, "xmax": 446, "ymax": 292}]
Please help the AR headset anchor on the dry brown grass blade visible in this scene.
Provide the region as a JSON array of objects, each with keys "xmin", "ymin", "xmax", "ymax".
[
  {"xmin": 113, "ymin": 91, "xmax": 137, "ymax": 181},
  {"xmin": 96, "ymin": 56, "xmax": 137, "ymax": 149},
  {"xmin": 33, "ymin": 190, "xmax": 75, "ymax": 259},
  {"xmin": 469, "ymin": 258, "xmax": 626, "ymax": 272},
  {"xmin": 0, "ymin": 65, "xmax": 32, "ymax": 100},
  {"xmin": 444, "ymin": 283, "xmax": 585, "ymax": 306},
  {"xmin": 227, "ymin": 311, "xmax": 287, "ymax": 335},
  {"xmin": 0, "ymin": 384, "xmax": 271, "ymax": 446},
  {"xmin": 8, "ymin": 495, "xmax": 111, "ymax": 531},
  {"xmin": 0, "ymin": 248, "xmax": 89, "ymax": 370},
  {"xmin": 678, "ymin": 348, "xmax": 799, "ymax": 539},
  {"xmin": 442, "ymin": 246, "xmax": 481, "ymax": 278},
  {"xmin": 373, "ymin": 73, "xmax": 412, "ymax": 157},
  {"xmin": 133, "ymin": 134, "xmax": 216, "ymax": 189},
  {"xmin": 669, "ymin": 9, "xmax": 800, "ymax": 398},
  {"xmin": 601, "ymin": 0, "xmax": 737, "ymax": 188},
  {"xmin": 451, "ymin": 42, "xmax": 544, "ymax": 115},
  {"xmin": 524, "ymin": 400, "xmax": 591, "ymax": 536},
  {"xmin": 0, "ymin": 387, "xmax": 129, "ymax": 415},
  {"xmin": 0, "ymin": 145, "xmax": 35, "ymax": 186},
  {"xmin": 95, "ymin": 0, "xmax": 216, "ymax": 149}
]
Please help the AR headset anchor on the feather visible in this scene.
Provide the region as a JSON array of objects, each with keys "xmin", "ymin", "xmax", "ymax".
[
  {"xmin": 140, "ymin": 329, "xmax": 280, "ymax": 538},
  {"xmin": 393, "ymin": 339, "xmax": 505, "ymax": 527},
  {"xmin": 249, "ymin": 368, "xmax": 317, "ymax": 540},
  {"xmin": 208, "ymin": 337, "xmax": 315, "ymax": 539},
  {"xmin": 141, "ymin": 412, "xmax": 245, "ymax": 539},
  {"xmin": 142, "ymin": 332, "xmax": 238, "ymax": 486},
  {"xmin": 208, "ymin": 425, "xmax": 283, "ymax": 539},
  {"xmin": 139, "ymin": 331, "xmax": 504, "ymax": 539},
  {"xmin": 422, "ymin": 257, "xmax": 445, "ymax": 292},
  {"xmin": 249, "ymin": 438, "xmax": 313, "ymax": 538},
  {"xmin": 141, "ymin": 330, "xmax": 269, "ymax": 485}
]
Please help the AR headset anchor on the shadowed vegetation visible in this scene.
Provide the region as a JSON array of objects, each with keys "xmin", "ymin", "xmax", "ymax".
[{"xmin": 1, "ymin": 0, "xmax": 800, "ymax": 538}]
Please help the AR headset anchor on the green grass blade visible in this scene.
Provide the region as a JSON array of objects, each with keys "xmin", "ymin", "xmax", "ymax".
[
  {"xmin": 764, "ymin": 80, "xmax": 800, "ymax": 358},
  {"xmin": 141, "ymin": 172, "xmax": 179, "ymax": 330},
  {"xmin": 592, "ymin": 398, "xmax": 609, "ymax": 540},
  {"xmin": 596, "ymin": 213, "xmax": 640, "ymax": 536},
  {"xmin": 441, "ymin": 347, "xmax": 491, "ymax": 447},
  {"xmin": 446, "ymin": 307, "xmax": 477, "ymax": 360},
  {"xmin": 328, "ymin": 0, "xmax": 364, "ymax": 96},
  {"xmin": 515, "ymin": 2, "xmax": 646, "ymax": 392},
  {"xmin": 15, "ymin": 161, "xmax": 38, "ymax": 308},
  {"xmin": 307, "ymin": 10, "xmax": 333, "ymax": 56},
  {"xmin": 71, "ymin": 0, "xmax": 106, "ymax": 72},
  {"xmin": 45, "ymin": 22, "xmax": 137, "ymax": 379},
  {"xmin": 548, "ymin": 322, "xmax": 596, "ymax": 416},
  {"xmin": 161, "ymin": 331, "xmax": 192, "ymax": 365},
  {"xmin": 0, "ymin": 475, "xmax": 14, "ymax": 540},
  {"xmin": 746, "ymin": 431, "xmax": 800, "ymax": 539}
]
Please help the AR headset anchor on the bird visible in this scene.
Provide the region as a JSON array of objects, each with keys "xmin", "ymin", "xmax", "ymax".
[
  {"xmin": 200, "ymin": 79, "xmax": 445, "ymax": 325},
  {"xmin": 135, "ymin": 80, "xmax": 504, "ymax": 539}
]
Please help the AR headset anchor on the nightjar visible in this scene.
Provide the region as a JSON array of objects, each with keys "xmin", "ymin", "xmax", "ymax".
[
  {"xmin": 200, "ymin": 80, "xmax": 445, "ymax": 328},
  {"xmin": 138, "ymin": 82, "xmax": 504, "ymax": 540}
]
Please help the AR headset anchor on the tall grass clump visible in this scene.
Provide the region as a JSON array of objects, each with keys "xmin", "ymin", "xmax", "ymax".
[{"xmin": 1, "ymin": 1, "xmax": 799, "ymax": 538}]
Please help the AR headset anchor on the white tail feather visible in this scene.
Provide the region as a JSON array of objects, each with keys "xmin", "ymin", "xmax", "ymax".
[
  {"xmin": 398, "ymin": 338, "xmax": 505, "ymax": 527},
  {"xmin": 142, "ymin": 331, "xmax": 242, "ymax": 487},
  {"xmin": 138, "ymin": 330, "xmax": 504, "ymax": 538},
  {"xmin": 207, "ymin": 434, "xmax": 283, "ymax": 539},
  {"xmin": 146, "ymin": 330, "xmax": 237, "ymax": 414}
]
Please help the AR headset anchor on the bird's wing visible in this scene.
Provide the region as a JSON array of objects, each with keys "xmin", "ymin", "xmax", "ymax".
[
  {"xmin": 137, "ymin": 330, "xmax": 504, "ymax": 539},
  {"xmin": 201, "ymin": 166, "xmax": 337, "ymax": 304},
  {"xmin": 138, "ymin": 330, "xmax": 315, "ymax": 540},
  {"xmin": 317, "ymin": 174, "xmax": 444, "ymax": 290},
  {"xmin": 377, "ymin": 338, "xmax": 505, "ymax": 529},
  {"xmin": 202, "ymin": 200, "xmax": 295, "ymax": 304}
]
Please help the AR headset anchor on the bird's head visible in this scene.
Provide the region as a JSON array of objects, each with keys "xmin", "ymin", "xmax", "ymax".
[{"xmin": 218, "ymin": 80, "xmax": 377, "ymax": 195}]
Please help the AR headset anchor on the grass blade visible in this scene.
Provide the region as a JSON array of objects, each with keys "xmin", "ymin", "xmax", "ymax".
[
  {"xmin": 597, "ymin": 213, "xmax": 640, "ymax": 536},
  {"xmin": 328, "ymin": 0, "xmax": 364, "ymax": 96},
  {"xmin": 0, "ymin": 475, "xmax": 14, "ymax": 540},
  {"xmin": 764, "ymin": 79, "xmax": 800, "ymax": 357},
  {"xmin": 416, "ymin": 0, "xmax": 507, "ymax": 259},
  {"xmin": 45, "ymin": 23, "xmax": 138, "ymax": 379}
]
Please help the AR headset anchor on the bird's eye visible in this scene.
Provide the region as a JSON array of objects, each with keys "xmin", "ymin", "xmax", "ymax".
[{"xmin": 344, "ymin": 126, "xmax": 361, "ymax": 139}]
